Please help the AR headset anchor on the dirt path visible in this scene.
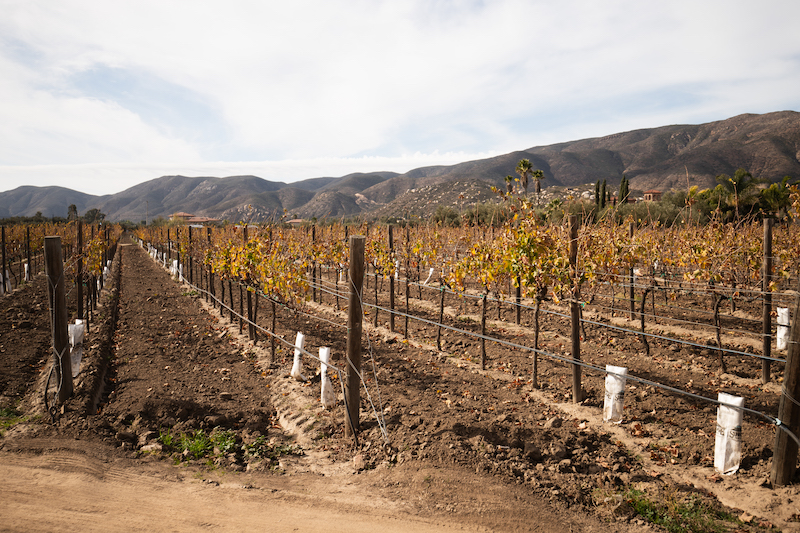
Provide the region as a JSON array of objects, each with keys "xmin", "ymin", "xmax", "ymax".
[
  {"xmin": 0, "ymin": 242, "xmax": 627, "ymax": 533},
  {"xmin": 0, "ymin": 449, "xmax": 498, "ymax": 533}
]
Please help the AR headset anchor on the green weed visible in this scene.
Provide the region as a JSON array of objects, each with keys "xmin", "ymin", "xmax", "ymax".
[
  {"xmin": 210, "ymin": 428, "xmax": 237, "ymax": 455},
  {"xmin": 0, "ymin": 406, "xmax": 24, "ymax": 435},
  {"xmin": 157, "ymin": 428, "xmax": 176, "ymax": 448},
  {"xmin": 242, "ymin": 436, "xmax": 302, "ymax": 462},
  {"xmin": 179, "ymin": 430, "xmax": 213, "ymax": 460},
  {"xmin": 156, "ymin": 427, "xmax": 301, "ymax": 468},
  {"xmin": 623, "ymin": 488, "xmax": 743, "ymax": 533}
]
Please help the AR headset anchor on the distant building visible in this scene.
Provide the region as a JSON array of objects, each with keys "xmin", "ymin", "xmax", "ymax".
[
  {"xmin": 611, "ymin": 195, "xmax": 636, "ymax": 205},
  {"xmin": 170, "ymin": 211, "xmax": 193, "ymax": 222},
  {"xmin": 643, "ymin": 190, "xmax": 662, "ymax": 202},
  {"xmin": 170, "ymin": 212, "xmax": 220, "ymax": 225}
]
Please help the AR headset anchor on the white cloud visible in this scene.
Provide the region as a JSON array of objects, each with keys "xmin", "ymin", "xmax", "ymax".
[{"xmin": 1, "ymin": 0, "xmax": 799, "ymax": 194}]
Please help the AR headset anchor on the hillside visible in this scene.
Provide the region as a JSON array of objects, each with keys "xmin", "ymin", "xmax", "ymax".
[
  {"xmin": 0, "ymin": 186, "xmax": 108, "ymax": 219},
  {"xmin": 1, "ymin": 111, "xmax": 799, "ymax": 221}
]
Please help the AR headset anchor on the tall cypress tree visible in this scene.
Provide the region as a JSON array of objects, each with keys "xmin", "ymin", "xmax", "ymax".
[
  {"xmin": 600, "ymin": 179, "xmax": 607, "ymax": 209},
  {"xmin": 619, "ymin": 175, "xmax": 629, "ymax": 203}
]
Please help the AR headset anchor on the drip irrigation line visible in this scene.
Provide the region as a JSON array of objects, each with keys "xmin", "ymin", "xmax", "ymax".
[
  {"xmin": 584, "ymin": 298, "xmax": 775, "ymax": 338},
  {"xmin": 150, "ymin": 241, "xmax": 798, "ymax": 448},
  {"xmin": 547, "ymin": 304, "xmax": 787, "ymax": 364},
  {"xmin": 354, "ymin": 273, "xmax": 789, "ymax": 363},
  {"xmin": 377, "ymin": 294, "xmax": 800, "ymax": 445}
]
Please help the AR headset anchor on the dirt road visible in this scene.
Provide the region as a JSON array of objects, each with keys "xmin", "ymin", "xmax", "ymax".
[{"xmin": 0, "ymin": 448, "xmax": 505, "ymax": 533}]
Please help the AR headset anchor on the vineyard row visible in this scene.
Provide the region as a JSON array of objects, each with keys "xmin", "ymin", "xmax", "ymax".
[{"xmin": 136, "ymin": 231, "xmax": 798, "ymax": 455}]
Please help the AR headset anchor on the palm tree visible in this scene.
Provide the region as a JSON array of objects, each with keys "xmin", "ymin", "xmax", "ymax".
[
  {"xmin": 504, "ymin": 175, "xmax": 514, "ymax": 195},
  {"xmin": 759, "ymin": 176, "xmax": 794, "ymax": 219},
  {"xmin": 532, "ymin": 169, "xmax": 545, "ymax": 205},
  {"xmin": 515, "ymin": 159, "xmax": 532, "ymax": 196},
  {"xmin": 715, "ymin": 168, "xmax": 762, "ymax": 220}
]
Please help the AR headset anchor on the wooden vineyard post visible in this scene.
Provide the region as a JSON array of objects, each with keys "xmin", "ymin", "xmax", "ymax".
[
  {"xmin": 345, "ymin": 235, "xmax": 365, "ymax": 439},
  {"xmin": 481, "ymin": 292, "xmax": 487, "ymax": 370},
  {"xmin": 1, "ymin": 226, "xmax": 6, "ymax": 295},
  {"xmin": 271, "ymin": 300, "xmax": 276, "ymax": 363},
  {"xmin": 436, "ymin": 285, "xmax": 446, "ymax": 351},
  {"xmin": 90, "ymin": 225, "xmax": 96, "ymax": 312},
  {"xmin": 763, "ymin": 218, "xmax": 773, "ymax": 384},
  {"xmin": 26, "ymin": 226, "xmax": 31, "ymax": 281},
  {"xmin": 405, "ymin": 226, "xmax": 410, "ymax": 339},
  {"xmin": 228, "ymin": 280, "xmax": 234, "ymax": 323},
  {"xmin": 175, "ymin": 227, "xmax": 181, "ymax": 283},
  {"xmin": 240, "ymin": 225, "xmax": 247, "ymax": 334},
  {"xmin": 45, "ymin": 237, "xmax": 73, "ymax": 403},
  {"xmin": 238, "ymin": 284, "xmax": 244, "ymax": 335},
  {"xmin": 515, "ymin": 275, "xmax": 522, "ymax": 325},
  {"xmin": 247, "ymin": 288, "xmax": 254, "ymax": 341},
  {"xmin": 206, "ymin": 227, "xmax": 214, "ymax": 307},
  {"xmin": 771, "ymin": 295, "xmax": 800, "ymax": 486},
  {"xmin": 569, "ymin": 215, "xmax": 582, "ymax": 403},
  {"xmin": 77, "ymin": 220, "xmax": 84, "ymax": 319},
  {"xmin": 188, "ymin": 226, "xmax": 193, "ymax": 285},
  {"xmin": 252, "ymin": 291, "xmax": 259, "ymax": 344},
  {"xmin": 373, "ymin": 263, "xmax": 379, "ymax": 328},
  {"xmin": 628, "ymin": 221, "xmax": 635, "ymax": 320},
  {"xmin": 311, "ymin": 225, "xmax": 317, "ymax": 304},
  {"xmin": 389, "ymin": 225, "xmax": 395, "ymax": 333}
]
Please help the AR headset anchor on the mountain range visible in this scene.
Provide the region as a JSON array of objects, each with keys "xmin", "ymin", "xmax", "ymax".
[{"xmin": 2, "ymin": 111, "xmax": 799, "ymax": 222}]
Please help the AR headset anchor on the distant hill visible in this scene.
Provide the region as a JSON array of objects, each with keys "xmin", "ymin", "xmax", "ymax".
[
  {"xmin": 2, "ymin": 111, "xmax": 799, "ymax": 221},
  {"xmin": 0, "ymin": 186, "xmax": 108, "ymax": 219}
]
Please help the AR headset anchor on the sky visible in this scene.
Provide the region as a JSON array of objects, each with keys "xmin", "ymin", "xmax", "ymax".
[{"xmin": 1, "ymin": 0, "xmax": 799, "ymax": 197}]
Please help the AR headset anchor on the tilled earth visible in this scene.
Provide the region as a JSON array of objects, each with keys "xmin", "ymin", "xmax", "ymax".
[{"xmin": 1, "ymin": 237, "xmax": 798, "ymax": 532}]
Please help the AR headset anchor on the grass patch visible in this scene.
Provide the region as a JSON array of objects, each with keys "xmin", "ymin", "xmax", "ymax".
[
  {"xmin": 242, "ymin": 436, "xmax": 303, "ymax": 463},
  {"xmin": 157, "ymin": 427, "xmax": 302, "ymax": 468},
  {"xmin": 606, "ymin": 487, "xmax": 769, "ymax": 533},
  {"xmin": 0, "ymin": 406, "xmax": 25, "ymax": 435}
]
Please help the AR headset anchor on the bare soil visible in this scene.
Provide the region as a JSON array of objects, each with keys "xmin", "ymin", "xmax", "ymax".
[{"xmin": 0, "ymin": 237, "xmax": 798, "ymax": 532}]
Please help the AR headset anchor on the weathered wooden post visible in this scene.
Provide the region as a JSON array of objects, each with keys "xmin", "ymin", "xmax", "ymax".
[
  {"xmin": 206, "ymin": 227, "xmax": 214, "ymax": 306},
  {"xmin": 569, "ymin": 215, "xmax": 582, "ymax": 403},
  {"xmin": 436, "ymin": 285, "xmax": 446, "ymax": 351},
  {"xmin": 345, "ymin": 235, "xmax": 365, "ymax": 438},
  {"xmin": 77, "ymin": 220, "xmax": 84, "ymax": 319},
  {"xmin": 311, "ymin": 225, "xmax": 317, "ymax": 303},
  {"xmin": 1, "ymin": 226, "xmax": 6, "ymax": 294},
  {"xmin": 188, "ymin": 225, "xmax": 194, "ymax": 285},
  {"xmin": 271, "ymin": 300, "xmax": 277, "ymax": 363},
  {"xmin": 389, "ymin": 225, "xmax": 395, "ymax": 333},
  {"xmin": 25, "ymin": 226, "xmax": 31, "ymax": 281},
  {"xmin": 45, "ymin": 237, "xmax": 73, "ymax": 403},
  {"xmin": 405, "ymin": 226, "xmax": 410, "ymax": 339},
  {"xmin": 771, "ymin": 295, "xmax": 800, "ymax": 486},
  {"xmin": 90, "ymin": 225, "xmax": 96, "ymax": 312},
  {"xmin": 629, "ymin": 221, "xmax": 635, "ymax": 320},
  {"xmin": 763, "ymin": 218, "xmax": 773, "ymax": 384},
  {"xmin": 480, "ymin": 292, "xmax": 487, "ymax": 370}
]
